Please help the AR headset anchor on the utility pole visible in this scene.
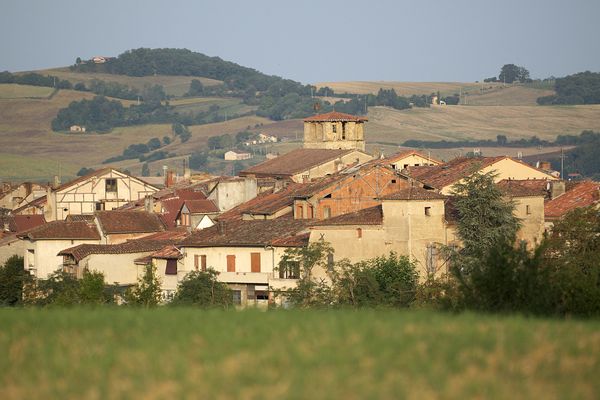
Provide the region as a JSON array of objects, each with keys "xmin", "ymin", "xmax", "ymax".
[{"xmin": 560, "ymin": 147, "xmax": 564, "ymax": 179}]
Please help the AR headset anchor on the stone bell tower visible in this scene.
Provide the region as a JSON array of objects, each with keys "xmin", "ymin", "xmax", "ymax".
[{"xmin": 303, "ymin": 111, "xmax": 367, "ymax": 151}]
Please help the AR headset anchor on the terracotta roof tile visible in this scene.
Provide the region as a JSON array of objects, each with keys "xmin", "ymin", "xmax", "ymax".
[
  {"xmin": 497, "ymin": 180, "xmax": 548, "ymax": 197},
  {"xmin": 381, "ymin": 186, "xmax": 446, "ymax": 200},
  {"xmin": 304, "ymin": 111, "xmax": 368, "ymax": 122},
  {"xmin": 7, "ymin": 214, "xmax": 45, "ymax": 233},
  {"xmin": 239, "ymin": 148, "xmax": 357, "ymax": 178},
  {"xmin": 179, "ymin": 219, "xmax": 310, "ymax": 248},
  {"xmin": 18, "ymin": 220, "xmax": 100, "ymax": 240},
  {"xmin": 311, "ymin": 205, "xmax": 383, "ymax": 226},
  {"xmin": 545, "ymin": 181, "xmax": 600, "ymax": 219},
  {"xmin": 184, "ymin": 199, "xmax": 219, "ymax": 214},
  {"xmin": 217, "ymin": 185, "xmax": 300, "ymax": 220},
  {"xmin": 95, "ymin": 210, "xmax": 165, "ymax": 234}
]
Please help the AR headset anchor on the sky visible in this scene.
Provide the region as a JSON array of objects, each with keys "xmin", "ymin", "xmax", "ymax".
[{"xmin": 1, "ymin": 0, "xmax": 599, "ymax": 84}]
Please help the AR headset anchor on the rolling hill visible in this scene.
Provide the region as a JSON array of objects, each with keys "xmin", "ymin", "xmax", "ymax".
[{"xmin": 1, "ymin": 51, "xmax": 600, "ymax": 182}]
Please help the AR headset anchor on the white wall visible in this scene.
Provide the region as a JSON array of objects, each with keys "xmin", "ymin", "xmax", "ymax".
[{"xmin": 24, "ymin": 239, "xmax": 100, "ymax": 279}]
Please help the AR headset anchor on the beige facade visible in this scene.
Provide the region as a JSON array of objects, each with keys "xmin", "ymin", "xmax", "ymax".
[
  {"xmin": 512, "ymin": 195, "xmax": 545, "ymax": 246},
  {"xmin": 304, "ymin": 120, "xmax": 366, "ymax": 151},
  {"xmin": 290, "ymin": 151, "xmax": 373, "ymax": 182},
  {"xmin": 389, "ymin": 152, "xmax": 441, "ymax": 170},
  {"xmin": 440, "ymin": 158, "xmax": 558, "ymax": 195},
  {"xmin": 45, "ymin": 169, "xmax": 159, "ymax": 221},
  {"xmin": 24, "ymin": 238, "xmax": 100, "ymax": 279},
  {"xmin": 0, "ymin": 183, "xmax": 45, "ymax": 210},
  {"xmin": 0, "ymin": 236, "xmax": 24, "ymax": 266}
]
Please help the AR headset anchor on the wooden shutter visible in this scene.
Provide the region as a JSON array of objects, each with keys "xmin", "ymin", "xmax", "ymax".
[
  {"xmin": 251, "ymin": 252, "xmax": 261, "ymax": 273},
  {"xmin": 194, "ymin": 255, "xmax": 199, "ymax": 271},
  {"xmin": 201, "ymin": 255, "xmax": 207, "ymax": 272},
  {"xmin": 227, "ymin": 255, "xmax": 236, "ymax": 272}
]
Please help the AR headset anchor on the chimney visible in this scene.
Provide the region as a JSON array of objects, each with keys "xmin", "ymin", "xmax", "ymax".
[
  {"xmin": 550, "ymin": 181, "xmax": 565, "ymax": 200},
  {"xmin": 165, "ymin": 171, "xmax": 174, "ymax": 188},
  {"xmin": 144, "ymin": 195, "xmax": 155, "ymax": 213},
  {"xmin": 24, "ymin": 182, "xmax": 33, "ymax": 197},
  {"xmin": 218, "ymin": 221, "xmax": 225, "ymax": 235},
  {"xmin": 183, "ymin": 158, "xmax": 191, "ymax": 180},
  {"xmin": 53, "ymin": 175, "xmax": 61, "ymax": 189}
]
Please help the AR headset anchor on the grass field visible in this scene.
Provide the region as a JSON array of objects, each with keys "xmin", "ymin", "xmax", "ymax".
[
  {"xmin": 169, "ymin": 96, "xmax": 257, "ymax": 116},
  {"xmin": 37, "ymin": 68, "xmax": 222, "ymax": 97},
  {"xmin": 0, "ymin": 309, "xmax": 598, "ymax": 399},
  {"xmin": 0, "ymin": 84, "xmax": 55, "ymax": 99},
  {"xmin": 314, "ymin": 81, "xmax": 494, "ymax": 97}
]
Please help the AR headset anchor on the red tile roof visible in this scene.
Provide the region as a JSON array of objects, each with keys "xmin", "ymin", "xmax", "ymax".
[
  {"xmin": 8, "ymin": 214, "xmax": 46, "ymax": 233},
  {"xmin": 545, "ymin": 181, "xmax": 600, "ymax": 220},
  {"xmin": 18, "ymin": 220, "xmax": 100, "ymax": 240},
  {"xmin": 95, "ymin": 210, "xmax": 165, "ymax": 234},
  {"xmin": 381, "ymin": 186, "xmax": 446, "ymax": 200},
  {"xmin": 239, "ymin": 148, "xmax": 358, "ymax": 178},
  {"xmin": 304, "ymin": 111, "xmax": 368, "ymax": 122},
  {"xmin": 217, "ymin": 185, "xmax": 300, "ymax": 220},
  {"xmin": 179, "ymin": 219, "xmax": 310, "ymax": 248},
  {"xmin": 496, "ymin": 180, "xmax": 547, "ymax": 197},
  {"xmin": 311, "ymin": 205, "xmax": 383, "ymax": 226},
  {"xmin": 184, "ymin": 199, "xmax": 219, "ymax": 214}
]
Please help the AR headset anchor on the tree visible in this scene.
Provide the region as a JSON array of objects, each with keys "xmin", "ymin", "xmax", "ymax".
[
  {"xmin": 449, "ymin": 170, "xmax": 521, "ymax": 272},
  {"xmin": 189, "ymin": 152, "xmax": 208, "ymax": 170},
  {"xmin": 0, "ymin": 256, "xmax": 30, "ymax": 306},
  {"xmin": 34, "ymin": 270, "xmax": 81, "ymax": 307},
  {"xmin": 141, "ymin": 162, "xmax": 150, "ymax": 177},
  {"xmin": 126, "ymin": 264, "xmax": 162, "ymax": 307},
  {"xmin": 275, "ymin": 240, "xmax": 335, "ymax": 307},
  {"xmin": 77, "ymin": 167, "xmax": 95, "ymax": 176},
  {"xmin": 147, "ymin": 137, "xmax": 161, "ymax": 150},
  {"xmin": 162, "ymin": 136, "xmax": 171, "ymax": 145},
  {"xmin": 170, "ymin": 269, "xmax": 231, "ymax": 307},
  {"xmin": 496, "ymin": 135, "xmax": 508, "ymax": 146},
  {"xmin": 79, "ymin": 270, "xmax": 112, "ymax": 305},
  {"xmin": 187, "ymin": 79, "xmax": 204, "ymax": 96},
  {"xmin": 499, "ymin": 64, "xmax": 530, "ymax": 84}
]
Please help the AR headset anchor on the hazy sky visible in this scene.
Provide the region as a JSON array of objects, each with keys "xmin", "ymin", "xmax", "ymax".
[{"xmin": 2, "ymin": 0, "xmax": 599, "ymax": 84}]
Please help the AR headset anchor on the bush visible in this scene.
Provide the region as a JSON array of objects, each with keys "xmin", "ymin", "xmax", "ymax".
[
  {"xmin": 126, "ymin": 264, "xmax": 162, "ymax": 307},
  {"xmin": 0, "ymin": 256, "xmax": 30, "ymax": 306},
  {"xmin": 170, "ymin": 269, "xmax": 231, "ymax": 308}
]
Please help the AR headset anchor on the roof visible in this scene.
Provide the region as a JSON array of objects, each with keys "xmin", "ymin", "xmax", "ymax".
[
  {"xmin": 239, "ymin": 148, "xmax": 357, "ymax": 177},
  {"xmin": 12, "ymin": 195, "xmax": 47, "ymax": 214},
  {"xmin": 179, "ymin": 219, "xmax": 310, "ymax": 248},
  {"xmin": 545, "ymin": 181, "xmax": 600, "ymax": 220},
  {"xmin": 183, "ymin": 199, "xmax": 219, "ymax": 214},
  {"xmin": 407, "ymin": 156, "xmax": 555, "ymax": 190},
  {"xmin": 7, "ymin": 214, "xmax": 46, "ymax": 233},
  {"xmin": 496, "ymin": 180, "xmax": 547, "ymax": 197},
  {"xmin": 304, "ymin": 111, "xmax": 368, "ymax": 122},
  {"xmin": 55, "ymin": 168, "xmax": 159, "ymax": 193},
  {"xmin": 381, "ymin": 186, "xmax": 446, "ymax": 200},
  {"xmin": 217, "ymin": 185, "xmax": 300, "ymax": 220},
  {"xmin": 311, "ymin": 205, "xmax": 383, "ymax": 226},
  {"xmin": 95, "ymin": 211, "xmax": 165, "ymax": 234},
  {"xmin": 18, "ymin": 220, "xmax": 100, "ymax": 240},
  {"xmin": 386, "ymin": 150, "xmax": 442, "ymax": 165}
]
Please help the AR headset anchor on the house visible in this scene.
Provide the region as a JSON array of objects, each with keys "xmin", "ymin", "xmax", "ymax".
[
  {"xmin": 386, "ymin": 150, "xmax": 442, "ymax": 170},
  {"xmin": 94, "ymin": 210, "xmax": 165, "ymax": 244},
  {"xmin": 544, "ymin": 180, "xmax": 600, "ymax": 226},
  {"xmin": 69, "ymin": 125, "xmax": 86, "ymax": 133},
  {"xmin": 18, "ymin": 220, "xmax": 101, "ymax": 278},
  {"xmin": 224, "ymin": 150, "xmax": 252, "ymax": 161},
  {"xmin": 178, "ymin": 219, "xmax": 311, "ymax": 306},
  {"xmin": 176, "ymin": 199, "xmax": 219, "ymax": 229},
  {"xmin": 0, "ymin": 182, "xmax": 46, "ymax": 210},
  {"xmin": 196, "ymin": 176, "xmax": 258, "ymax": 212},
  {"xmin": 91, "ymin": 56, "xmax": 114, "ymax": 64},
  {"xmin": 303, "ymin": 111, "xmax": 368, "ymax": 151},
  {"xmin": 0, "ymin": 214, "xmax": 46, "ymax": 266},
  {"xmin": 13, "ymin": 168, "xmax": 159, "ymax": 221},
  {"xmin": 239, "ymin": 148, "xmax": 372, "ymax": 183},
  {"xmin": 58, "ymin": 230, "xmax": 189, "ymax": 291},
  {"xmin": 408, "ymin": 156, "xmax": 558, "ymax": 195}
]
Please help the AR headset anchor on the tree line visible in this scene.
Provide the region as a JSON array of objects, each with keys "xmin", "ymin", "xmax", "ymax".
[{"xmin": 537, "ymin": 71, "xmax": 600, "ymax": 105}]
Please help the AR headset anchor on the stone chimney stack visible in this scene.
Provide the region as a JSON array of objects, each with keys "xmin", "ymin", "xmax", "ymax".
[
  {"xmin": 144, "ymin": 195, "xmax": 155, "ymax": 213},
  {"xmin": 550, "ymin": 181, "xmax": 566, "ymax": 200}
]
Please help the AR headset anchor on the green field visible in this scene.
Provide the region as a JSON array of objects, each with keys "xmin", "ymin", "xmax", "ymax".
[
  {"xmin": 0, "ymin": 84, "xmax": 55, "ymax": 99},
  {"xmin": 0, "ymin": 309, "xmax": 598, "ymax": 399}
]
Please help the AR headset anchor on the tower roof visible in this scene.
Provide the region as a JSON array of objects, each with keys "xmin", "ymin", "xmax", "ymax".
[{"xmin": 304, "ymin": 111, "xmax": 368, "ymax": 122}]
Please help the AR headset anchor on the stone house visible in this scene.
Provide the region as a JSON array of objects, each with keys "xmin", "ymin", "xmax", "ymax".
[
  {"xmin": 224, "ymin": 150, "xmax": 252, "ymax": 161},
  {"xmin": 303, "ymin": 111, "xmax": 368, "ymax": 151}
]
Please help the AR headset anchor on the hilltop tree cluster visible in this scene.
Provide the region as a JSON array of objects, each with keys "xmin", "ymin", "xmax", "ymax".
[{"xmin": 537, "ymin": 71, "xmax": 600, "ymax": 105}]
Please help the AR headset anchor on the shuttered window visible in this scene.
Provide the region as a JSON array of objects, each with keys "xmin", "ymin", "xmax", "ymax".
[
  {"xmin": 251, "ymin": 252, "xmax": 261, "ymax": 273},
  {"xmin": 227, "ymin": 255, "xmax": 236, "ymax": 272},
  {"xmin": 194, "ymin": 255, "xmax": 199, "ymax": 271},
  {"xmin": 201, "ymin": 255, "xmax": 207, "ymax": 272}
]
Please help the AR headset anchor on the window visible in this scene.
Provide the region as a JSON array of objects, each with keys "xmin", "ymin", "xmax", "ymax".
[
  {"xmin": 181, "ymin": 213, "xmax": 190, "ymax": 226},
  {"xmin": 232, "ymin": 290, "xmax": 242, "ymax": 305},
  {"xmin": 403, "ymin": 164, "xmax": 409, "ymax": 169},
  {"xmin": 279, "ymin": 261, "xmax": 300, "ymax": 279},
  {"xmin": 425, "ymin": 207, "xmax": 431, "ymax": 216},
  {"xmin": 255, "ymin": 290, "xmax": 269, "ymax": 301},
  {"xmin": 307, "ymin": 204, "xmax": 314, "ymax": 219},
  {"xmin": 296, "ymin": 204, "xmax": 303, "ymax": 219},
  {"xmin": 227, "ymin": 255, "xmax": 236, "ymax": 272},
  {"xmin": 526, "ymin": 205, "xmax": 531, "ymax": 215},
  {"xmin": 251, "ymin": 252, "xmax": 261, "ymax": 273},
  {"xmin": 95, "ymin": 202, "xmax": 104, "ymax": 211},
  {"xmin": 165, "ymin": 259, "xmax": 177, "ymax": 275},
  {"xmin": 357, "ymin": 228, "xmax": 362, "ymax": 238},
  {"xmin": 105, "ymin": 178, "xmax": 117, "ymax": 193},
  {"xmin": 332, "ymin": 124, "xmax": 337, "ymax": 133},
  {"xmin": 341, "ymin": 122, "xmax": 346, "ymax": 139},
  {"xmin": 391, "ymin": 179, "xmax": 397, "ymax": 183},
  {"xmin": 201, "ymin": 255, "xmax": 207, "ymax": 271},
  {"xmin": 323, "ymin": 206, "xmax": 331, "ymax": 219},
  {"xmin": 194, "ymin": 255, "xmax": 207, "ymax": 271}
]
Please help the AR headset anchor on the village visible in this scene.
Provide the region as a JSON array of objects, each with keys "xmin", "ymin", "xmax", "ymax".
[{"xmin": 1, "ymin": 111, "xmax": 596, "ymax": 306}]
